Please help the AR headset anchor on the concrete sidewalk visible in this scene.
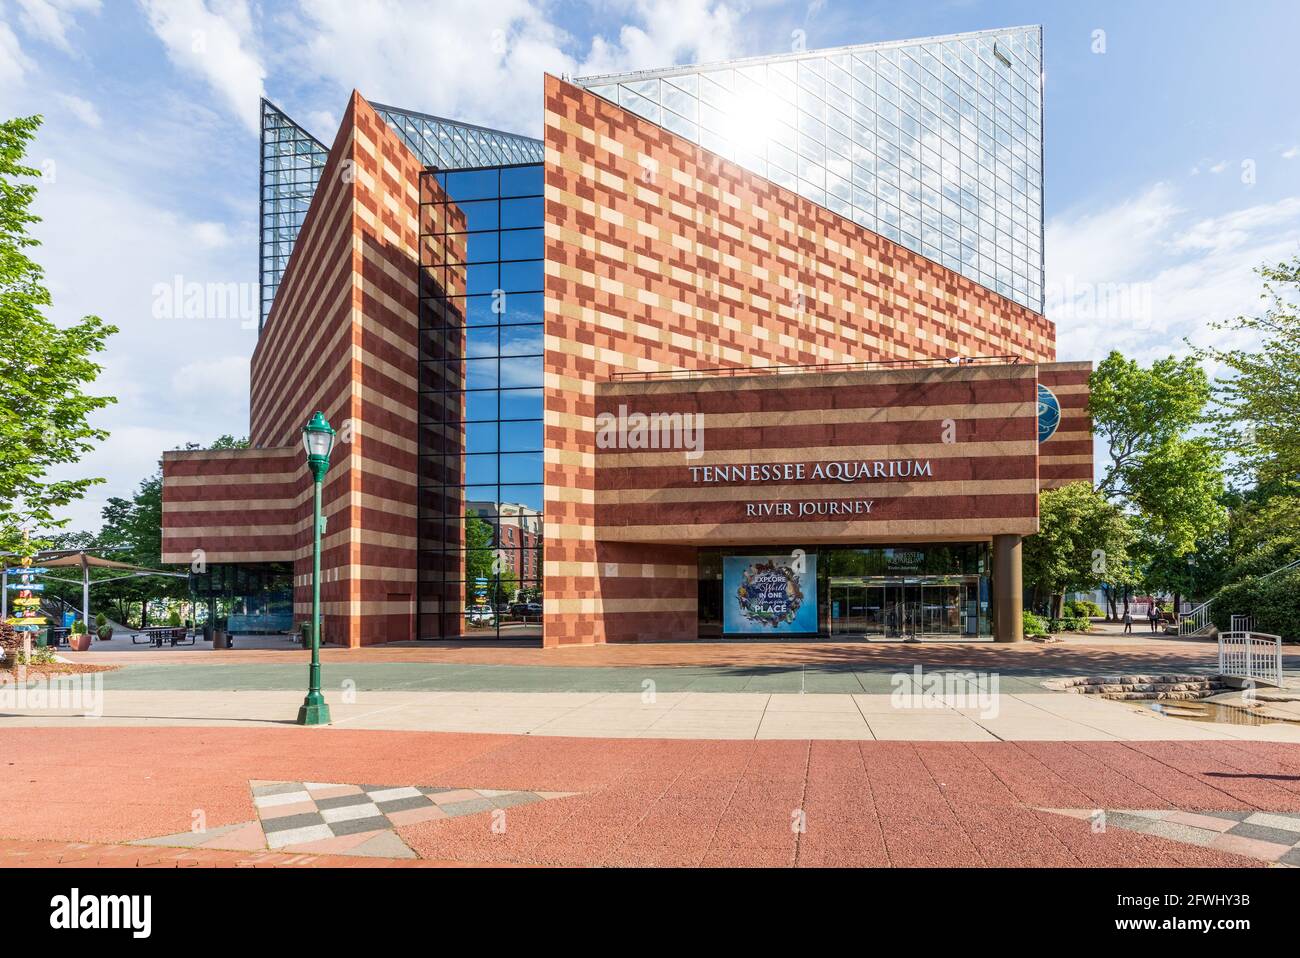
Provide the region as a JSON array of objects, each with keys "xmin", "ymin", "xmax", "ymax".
[{"xmin": 5, "ymin": 688, "xmax": 1300, "ymax": 741}]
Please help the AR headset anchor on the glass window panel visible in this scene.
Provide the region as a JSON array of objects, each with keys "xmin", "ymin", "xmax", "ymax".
[
  {"xmin": 456, "ymin": 199, "xmax": 499, "ymax": 232},
  {"xmin": 499, "ymin": 355, "xmax": 543, "ymax": 389},
  {"xmin": 462, "ymin": 391, "xmax": 497, "ymax": 421},
  {"xmin": 500, "ymin": 420, "xmax": 543, "ymax": 451},
  {"xmin": 465, "ymin": 453, "xmax": 498, "ymax": 485},
  {"xmin": 444, "ymin": 169, "xmax": 499, "ymax": 202},
  {"xmin": 501, "ymin": 196, "xmax": 543, "ymax": 229},
  {"xmin": 500, "ymin": 452, "xmax": 543, "ymax": 485},
  {"xmin": 500, "ymin": 165, "xmax": 543, "ymax": 197},
  {"xmin": 500, "ymin": 388, "xmax": 542, "ymax": 420},
  {"xmin": 499, "ymin": 291, "xmax": 543, "ymax": 325},
  {"xmin": 464, "ymin": 357, "xmax": 498, "ymax": 390},
  {"xmin": 464, "ymin": 421, "xmax": 497, "ymax": 454},
  {"xmin": 465, "ymin": 264, "xmax": 499, "ymax": 294},
  {"xmin": 500, "ymin": 228, "xmax": 543, "ymax": 261},
  {"xmin": 500, "ymin": 324, "xmax": 543, "ymax": 356},
  {"xmin": 501, "ymin": 260, "xmax": 543, "ymax": 292}
]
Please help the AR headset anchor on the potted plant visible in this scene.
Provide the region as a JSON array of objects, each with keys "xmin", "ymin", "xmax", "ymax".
[
  {"xmin": 95, "ymin": 611, "xmax": 113, "ymax": 641},
  {"xmin": 68, "ymin": 620, "xmax": 91, "ymax": 652}
]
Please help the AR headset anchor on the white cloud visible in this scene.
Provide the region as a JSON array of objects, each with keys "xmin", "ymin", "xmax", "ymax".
[
  {"xmin": 1046, "ymin": 185, "xmax": 1300, "ymax": 366},
  {"xmin": 0, "ymin": 20, "xmax": 34, "ymax": 87},
  {"xmin": 56, "ymin": 91, "xmax": 101, "ymax": 127},
  {"xmin": 1209, "ymin": 160, "xmax": 1228, "ymax": 174},
  {"xmin": 282, "ymin": 0, "xmax": 746, "ymax": 138},
  {"xmin": 15, "ymin": 0, "xmax": 100, "ymax": 52},
  {"xmin": 1283, "ymin": 146, "xmax": 1299, "ymax": 160},
  {"xmin": 138, "ymin": 0, "xmax": 266, "ymax": 133},
  {"xmin": 170, "ymin": 355, "xmax": 250, "ymax": 403},
  {"xmin": 577, "ymin": 0, "xmax": 744, "ymax": 76}
]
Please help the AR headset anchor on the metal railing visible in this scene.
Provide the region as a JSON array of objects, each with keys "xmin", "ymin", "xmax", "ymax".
[
  {"xmin": 1230, "ymin": 614, "xmax": 1254, "ymax": 633},
  {"xmin": 1219, "ymin": 631, "xmax": 1283, "ymax": 687},
  {"xmin": 609, "ymin": 355, "xmax": 1021, "ymax": 382},
  {"xmin": 1179, "ymin": 557, "xmax": 1300, "ymax": 636},
  {"xmin": 1179, "ymin": 600, "xmax": 1214, "ymax": 635}
]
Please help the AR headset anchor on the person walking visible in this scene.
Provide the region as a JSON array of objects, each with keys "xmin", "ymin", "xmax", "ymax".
[
  {"xmin": 1122, "ymin": 609, "xmax": 1134, "ymax": 634},
  {"xmin": 1148, "ymin": 605, "xmax": 1160, "ymax": 634}
]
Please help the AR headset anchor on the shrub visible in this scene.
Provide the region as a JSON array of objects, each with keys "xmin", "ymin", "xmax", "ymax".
[
  {"xmin": 70, "ymin": 620, "xmax": 86, "ymax": 635},
  {"xmin": 95, "ymin": 611, "xmax": 107, "ymax": 629},
  {"xmin": 1211, "ymin": 568, "xmax": 1300, "ymax": 642},
  {"xmin": 167, "ymin": 609, "xmax": 182, "ymax": 628},
  {"xmin": 1066, "ymin": 599, "xmax": 1104, "ymax": 619},
  {"xmin": 1023, "ymin": 611, "xmax": 1048, "ymax": 636}
]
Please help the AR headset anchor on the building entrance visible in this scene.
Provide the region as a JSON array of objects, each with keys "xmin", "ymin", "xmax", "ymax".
[{"xmin": 828, "ymin": 574, "xmax": 983, "ymax": 639}]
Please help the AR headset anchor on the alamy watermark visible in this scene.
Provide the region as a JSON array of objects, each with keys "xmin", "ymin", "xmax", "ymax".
[
  {"xmin": 0, "ymin": 668, "xmax": 104, "ymax": 718},
  {"xmin": 595, "ymin": 404, "xmax": 705, "ymax": 459},
  {"xmin": 890, "ymin": 665, "xmax": 999, "ymax": 718}
]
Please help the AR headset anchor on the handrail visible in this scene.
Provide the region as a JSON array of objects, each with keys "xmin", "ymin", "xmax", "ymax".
[
  {"xmin": 1218, "ymin": 630, "xmax": 1283, "ymax": 688},
  {"xmin": 609, "ymin": 355, "xmax": 1022, "ymax": 382},
  {"xmin": 1180, "ymin": 557, "xmax": 1300, "ymax": 635}
]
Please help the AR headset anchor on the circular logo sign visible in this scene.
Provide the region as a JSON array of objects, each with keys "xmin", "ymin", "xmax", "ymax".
[{"xmin": 1037, "ymin": 384, "xmax": 1061, "ymax": 442}]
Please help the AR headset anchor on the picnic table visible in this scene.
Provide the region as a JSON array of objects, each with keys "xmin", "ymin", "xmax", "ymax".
[{"xmin": 131, "ymin": 627, "xmax": 195, "ymax": 648}]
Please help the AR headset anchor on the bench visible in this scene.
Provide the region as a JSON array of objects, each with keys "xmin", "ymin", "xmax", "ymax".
[{"xmin": 132, "ymin": 627, "xmax": 195, "ymax": 647}]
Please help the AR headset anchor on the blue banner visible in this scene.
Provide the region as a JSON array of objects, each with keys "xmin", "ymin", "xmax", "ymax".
[{"xmin": 723, "ymin": 554, "xmax": 818, "ymax": 634}]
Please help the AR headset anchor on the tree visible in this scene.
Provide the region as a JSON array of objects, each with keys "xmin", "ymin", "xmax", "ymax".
[
  {"xmin": 0, "ymin": 115, "xmax": 117, "ymax": 551},
  {"xmin": 1090, "ymin": 351, "xmax": 1212, "ymax": 500},
  {"xmin": 1023, "ymin": 481, "xmax": 1135, "ymax": 618},
  {"xmin": 1089, "ymin": 351, "xmax": 1226, "ymax": 610},
  {"xmin": 1201, "ymin": 256, "xmax": 1300, "ymax": 488}
]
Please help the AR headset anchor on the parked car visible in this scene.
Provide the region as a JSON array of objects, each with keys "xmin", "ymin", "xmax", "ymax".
[
  {"xmin": 463, "ymin": 607, "xmax": 496, "ymax": 626},
  {"xmin": 510, "ymin": 602, "xmax": 543, "ymax": 617}
]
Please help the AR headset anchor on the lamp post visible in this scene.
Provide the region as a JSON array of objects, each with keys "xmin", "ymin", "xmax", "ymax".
[{"xmin": 297, "ymin": 411, "xmax": 335, "ymax": 726}]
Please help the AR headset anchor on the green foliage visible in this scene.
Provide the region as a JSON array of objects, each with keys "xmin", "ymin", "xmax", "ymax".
[
  {"xmin": 1024, "ymin": 482, "xmax": 1135, "ymax": 607},
  {"xmin": 0, "ymin": 115, "xmax": 117, "ymax": 550},
  {"xmin": 1090, "ymin": 351, "xmax": 1212, "ymax": 500},
  {"xmin": 94, "ymin": 611, "xmax": 106, "ymax": 628},
  {"xmin": 70, "ymin": 620, "xmax": 85, "ymax": 635},
  {"xmin": 1048, "ymin": 617, "xmax": 1091, "ymax": 633},
  {"xmin": 1066, "ymin": 598, "xmax": 1104, "ymax": 618},
  {"xmin": 1210, "ymin": 569, "xmax": 1300, "ymax": 642},
  {"xmin": 167, "ymin": 609, "xmax": 181, "ymax": 628},
  {"xmin": 1022, "ymin": 611, "xmax": 1048, "ymax": 636},
  {"xmin": 1201, "ymin": 256, "xmax": 1300, "ymax": 487}
]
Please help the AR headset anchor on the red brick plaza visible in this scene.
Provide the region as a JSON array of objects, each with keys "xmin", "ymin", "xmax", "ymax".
[{"xmin": 5, "ymin": 725, "xmax": 1300, "ymax": 868}]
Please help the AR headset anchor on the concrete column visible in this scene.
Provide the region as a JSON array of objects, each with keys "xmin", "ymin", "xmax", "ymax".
[{"xmin": 993, "ymin": 534, "xmax": 1023, "ymax": 643}]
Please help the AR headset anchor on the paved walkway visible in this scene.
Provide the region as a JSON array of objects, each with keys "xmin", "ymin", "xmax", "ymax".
[
  {"xmin": 4, "ymin": 727, "xmax": 1299, "ymax": 867},
  {"xmin": 5, "ymin": 688, "xmax": 1300, "ymax": 741}
]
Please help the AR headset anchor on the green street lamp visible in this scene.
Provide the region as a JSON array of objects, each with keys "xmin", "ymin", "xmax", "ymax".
[{"xmin": 297, "ymin": 411, "xmax": 335, "ymax": 726}]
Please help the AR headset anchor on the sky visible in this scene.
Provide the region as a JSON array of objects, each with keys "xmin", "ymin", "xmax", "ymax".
[{"xmin": 2, "ymin": 0, "xmax": 1299, "ymax": 534}]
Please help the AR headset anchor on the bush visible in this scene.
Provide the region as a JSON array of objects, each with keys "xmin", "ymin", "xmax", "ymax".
[
  {"xmin": 1023, "ymin": 611, "xmax": 1048, "ymax": 636},
  {"xmin": 167, "ymin": 609, "xmax": 182, "ymax": 628},
  {"xmin": 1066, "ymin": 599, "xmax": 1104, "ymax": 619},
  {"xmin": 1211, "ymin": 568, "xmax": 1300, "ymax": 642},
  {"xmin": 95, "ymin": 611, "xmax": 107, "ymax": 629}
]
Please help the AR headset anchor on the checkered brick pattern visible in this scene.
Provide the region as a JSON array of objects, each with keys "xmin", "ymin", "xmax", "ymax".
[
  {"xmin": 252, "ymin": 780, "xmax": 574, "ymax": 853},
  {"xmin": 1045, "ymin": 807, "xmax": 1300, "ymax": 866}
]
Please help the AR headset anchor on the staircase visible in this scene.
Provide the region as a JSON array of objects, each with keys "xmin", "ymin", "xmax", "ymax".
[
  {"xmin": 1179, "ymin": 557, "xmax": 1300, "ymax": 636},
  {"xmin": 1045, "ymin": 674, "xmax": 1227, "ymax": 701}
]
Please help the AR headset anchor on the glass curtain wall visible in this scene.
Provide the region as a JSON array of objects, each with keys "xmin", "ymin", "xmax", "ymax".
[
  {"xmin": 576, "ymin": 26, "xmax": 1044, "ymax": 311},
  {"xmin": 418, "ymin": 164, "xmax": 545, "ymax": 639}
]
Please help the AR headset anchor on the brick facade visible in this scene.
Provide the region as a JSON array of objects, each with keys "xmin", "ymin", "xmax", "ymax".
[{"xmin": 542, "ymin": 74, "xmax": 1058, "ymax": 647}]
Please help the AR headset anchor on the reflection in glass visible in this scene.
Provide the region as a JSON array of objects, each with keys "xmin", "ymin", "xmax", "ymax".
[
  {"xmin": 576, "ymin": 26, "xmax": 1044, "ymax": 311},
  {"xmin": 418, "ymin": 164, "xmax": 545, "ymax": 639}
]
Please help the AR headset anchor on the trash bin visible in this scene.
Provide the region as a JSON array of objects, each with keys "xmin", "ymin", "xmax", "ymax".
[
  {"xmin": 300, "ymin": 623, "xmax": 311, "ymax": 649},
  {"xmin": 212, "ymin": 629, "xmax": 228, "ymax": 650}
]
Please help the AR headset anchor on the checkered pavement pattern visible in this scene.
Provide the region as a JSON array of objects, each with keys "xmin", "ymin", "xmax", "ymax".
[
  {"xmin": 1044, "ymin": 808, "xmax": 1300, "ymax": 866},
  {"xmin": 133, "ymin": 779, "xmax": 579, "ymax": 859},
  {"xmin": 251, "ymin": 780, "xmax": 576, "ymax": 855}
]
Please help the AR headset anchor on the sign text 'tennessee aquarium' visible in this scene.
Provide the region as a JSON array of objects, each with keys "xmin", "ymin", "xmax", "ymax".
[{"xmin": 689, "ymin": 459, "xmax": 934, "ymax": 484}]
